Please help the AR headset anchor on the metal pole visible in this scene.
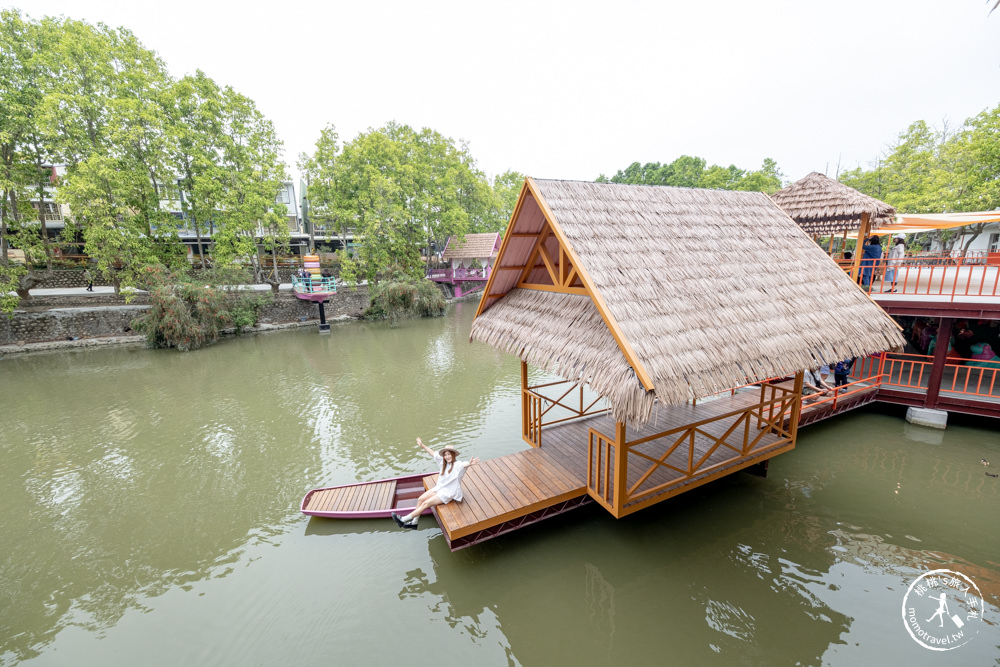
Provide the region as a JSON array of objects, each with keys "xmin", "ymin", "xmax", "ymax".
[{"xmin": 317, "ymin": 300, "xmax": 330, "ymax": 333}]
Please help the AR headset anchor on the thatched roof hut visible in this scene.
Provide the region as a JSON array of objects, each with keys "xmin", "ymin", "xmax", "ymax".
[
  {"xmin": 471, "ymin": 178, "xmax": 904, "ymax": 425},
  {"xmin": 441, "ymin": 232, "xmax": 501, "ymax": 262},
  {"xmin": 771, "ymin": 172, "xmax": 895, "ymax": 235}
]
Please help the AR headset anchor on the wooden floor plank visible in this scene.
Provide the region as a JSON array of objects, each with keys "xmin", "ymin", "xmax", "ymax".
[{"xmin": 483, "ymin": 459, "xmax": 535, "ymax": 508}]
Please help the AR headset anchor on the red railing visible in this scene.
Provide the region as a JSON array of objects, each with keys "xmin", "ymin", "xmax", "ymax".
[
  {"xmin": 834, "ymin": 254, "xmax": 1000, "ymax": 300},
  {"xmin": 864, "ymin": 352, "xmax": 1000, "ymax": 398}
]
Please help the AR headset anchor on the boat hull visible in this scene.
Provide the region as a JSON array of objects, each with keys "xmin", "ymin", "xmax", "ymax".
[{"xmin": 300, "ymin": 472, "xmax": 436, "ymax": 519}]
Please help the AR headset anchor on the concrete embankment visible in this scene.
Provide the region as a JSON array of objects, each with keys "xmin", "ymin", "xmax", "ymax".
[{"xmin": 0, "ymin": 287, "xmax": 371, "ymax": 355}]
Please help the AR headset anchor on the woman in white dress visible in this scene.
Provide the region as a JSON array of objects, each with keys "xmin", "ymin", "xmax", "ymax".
[{"xmin": 392, "ymin": 438, "xmax": 479, "ymax": 529}]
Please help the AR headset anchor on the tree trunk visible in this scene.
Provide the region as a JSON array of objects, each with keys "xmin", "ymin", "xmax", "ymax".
[
  {"xmin": 269, "ymin": 243, "xmax": 280, "ymax": 294},
  {"xmin": 16, "ymin": 272, "xmax": 42, "ymax": 299}
]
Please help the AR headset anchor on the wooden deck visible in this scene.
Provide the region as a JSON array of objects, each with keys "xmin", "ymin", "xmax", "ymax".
[
  {"xmin": 429, "ymin": 389, "xmax": 798, "ymax": 549},
  {"xmin": 427, "ymin": 447, "xmax": 587, "ymax": 546}
]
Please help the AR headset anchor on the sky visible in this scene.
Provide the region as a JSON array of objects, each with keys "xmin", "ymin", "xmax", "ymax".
[{"xmin": 9, "ymin": 0, "xmax": 1000, "ymax": 186}]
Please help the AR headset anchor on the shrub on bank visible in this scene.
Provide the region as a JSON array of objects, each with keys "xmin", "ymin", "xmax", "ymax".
[
  {"xmin": 131, "ymin": 265, "xmax": 273, "ymax": 351},
  {"xmin": 364, "ymin": 270, "xmax": 446, "ymax": 323}
]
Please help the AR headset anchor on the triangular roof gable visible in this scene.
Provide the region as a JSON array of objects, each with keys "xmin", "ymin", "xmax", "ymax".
[{"xmin": 475, "ymin": 178, "xmax": 656, "ymax": 390}]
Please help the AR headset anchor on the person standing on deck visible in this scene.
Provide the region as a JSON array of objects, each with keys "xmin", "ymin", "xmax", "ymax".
[
  {"xmin": 860, "ymin": 236, "xmax": 882, "ymax": 290},
  {"xmin": 392, "ymin": 438, "xmax": 480, "ymax": 529},
  {"xmin": 833, "ymin": 358, "xmax": 855, "ymax": 387},
  {"xmin": 884, "ymin": 234, "xmax": 906, "ymax": 292}
]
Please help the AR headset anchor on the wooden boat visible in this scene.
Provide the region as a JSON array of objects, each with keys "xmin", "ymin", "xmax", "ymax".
[{"xmin": 300, "ymin": 472, "xmax": 435, "ymax": 519}]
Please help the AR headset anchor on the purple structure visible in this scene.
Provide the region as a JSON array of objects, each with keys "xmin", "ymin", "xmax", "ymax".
[{"xmin": 427, "ymin": 232, "xmax": 501, "ymax": 298}]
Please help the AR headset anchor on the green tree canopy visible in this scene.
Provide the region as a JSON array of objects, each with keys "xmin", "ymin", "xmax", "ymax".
[
  {"xmin": 597, "ymin": 155, "xmax": 784, "ymax": 194},
  {"xmin": 839, "ymin": 103, "xmax": 1000, "ymax": 251}
]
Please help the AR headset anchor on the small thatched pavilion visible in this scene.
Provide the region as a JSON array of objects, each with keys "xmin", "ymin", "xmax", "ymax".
[
  {"xmin": 771, "ymin": 172, "xmax": 896, "ymax": 279},
  {"xmin": 460, "ymin": 178, "xmax": 904, "ymax": 520}
]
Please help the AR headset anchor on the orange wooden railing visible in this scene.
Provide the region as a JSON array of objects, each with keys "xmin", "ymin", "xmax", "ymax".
[
  {"xmin": 586, "ymin": 429, "xmax": 617, "ymax": 509},
  {"xmin": 523, "ymin": 379, "xmax": 610, "ymax": 447},
  {"xmin": 586, "ymin": 385, "xmax": 797, "ymax": 514},
  {"xmin": 873, "ymin": 352, "xmax": 1000, "ymax": 397},
  {"xmin": 834, "ymin": 254, "xmax": 1000, "ymax": 300}
]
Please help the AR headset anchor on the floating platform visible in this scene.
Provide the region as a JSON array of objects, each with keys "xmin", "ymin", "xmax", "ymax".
[{"xmin": 428, "ymin": 389, "xmax": 799, "ymax": 551}]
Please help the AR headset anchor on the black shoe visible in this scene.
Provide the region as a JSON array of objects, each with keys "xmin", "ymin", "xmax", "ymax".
[
  {"xmin": 404, "ymin": 520, "xmax": 418, "ymax": 530},
  {"xmin": 391, "ymin": 513, "xmax": 406, "ymax": 528}
]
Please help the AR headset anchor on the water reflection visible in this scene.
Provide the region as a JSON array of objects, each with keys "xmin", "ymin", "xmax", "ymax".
[{"xmin": 2, "ymin": 306, "xmax": 999, "ymax": 665}]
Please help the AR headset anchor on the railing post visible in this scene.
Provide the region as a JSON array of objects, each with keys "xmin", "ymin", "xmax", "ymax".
[
  {"xmin": 612, "ymin": 421, "xmax": 627, "ymax": 516},
  {"xmin": 521, "ymin": 360, "xmax": 529, "ymax": 440},
  {"xmin": 789, "ymin": 371, "xmax": 804, "ymax": 441}
]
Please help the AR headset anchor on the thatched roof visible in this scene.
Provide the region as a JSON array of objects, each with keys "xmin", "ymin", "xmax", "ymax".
[
  {"xmin": 471, "ymin": 178, "xmax": 904, "ymax": 425},
  {"xmin": 441, "ymin": 232, "xmax": 501, "ymax": 260},
  {"xmin": 771, "ymin": 172, "xmax": 895, "ymax": 234}
]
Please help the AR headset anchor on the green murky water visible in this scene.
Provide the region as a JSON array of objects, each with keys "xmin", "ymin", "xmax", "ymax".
[{"xmin": 2, "ymin": 302, "xmax": 998, "ymax": 665}]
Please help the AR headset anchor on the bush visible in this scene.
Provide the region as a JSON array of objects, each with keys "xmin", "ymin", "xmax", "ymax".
[
  {"xmin": 364, "ymin": 272, "xmax": 446, "ymax": 323},
  {"xmin": 131, "ymin": 264, "xmax": 272, "ymax": 350}
]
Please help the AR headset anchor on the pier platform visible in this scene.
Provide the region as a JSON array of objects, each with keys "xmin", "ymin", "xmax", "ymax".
[{"xmin": 428, "ymin": 388, "xmax": 802, "ymax": 550}]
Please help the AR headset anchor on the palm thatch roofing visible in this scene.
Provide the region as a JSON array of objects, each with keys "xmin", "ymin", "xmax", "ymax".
[
  {"xmin": 470, "ymin": 178, "xmax": 904, "ymax": 425},
  {"xmin": 771, "ymin": 172, "xmax": 895, "ymax": 235},
  {"xmin": 441, "ymin": 232, "xmax": 501, "ymax": 261}
]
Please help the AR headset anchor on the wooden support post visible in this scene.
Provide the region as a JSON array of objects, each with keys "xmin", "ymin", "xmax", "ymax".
[
  {"xmin": 789, "ymin": 370, "xmax": 805, "ymax": 445},
  {"xmin": 827, "ymin": 234, "xmax": 835, "ymax": 254},
  {"xmin": 850, "ymin": 212, "xmax": 871, "ymax": 282},
  {"xmin": 925, "ymin": 318, "xmax": 954, "ymax": 409},
  {"xmin": 612, "ymin": 420, "xmax": 627, "ymax": 517},
  {"xmin": 520, "ymin": 360, "xmax": 529, "ymax": 438},
  {"xmin": 744, "ymin": 459, "xmax": 770, "ymax": 478}
]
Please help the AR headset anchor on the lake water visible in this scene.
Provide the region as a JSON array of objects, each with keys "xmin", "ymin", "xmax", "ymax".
[{"xmin": 2, "ymin": 302, "xmax": 998, "ymax": 665}]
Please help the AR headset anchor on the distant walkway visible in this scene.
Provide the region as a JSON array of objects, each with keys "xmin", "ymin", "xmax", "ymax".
[{"xmin": 25, "ymin": 284, "xmax": 297, "ymax": 298}]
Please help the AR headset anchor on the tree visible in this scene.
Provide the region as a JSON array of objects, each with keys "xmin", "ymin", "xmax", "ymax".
[
  {"xmin": 165, "ymin": 71, "xmax": 226, "ymax": 269},
  {"xmin": 209, "ymin": 87, "xmax": 289, "ymax": 292},
  {"xmin": 0, "ymin": 10, "xmax": 58, "ymax": 309},
  {"xmin": 839, "ymin": 105, "xmax": 1000, "ymax": 254},
  {"xmin": 599, "ymin": 155, "xmax": 784, "ymax": 193},
  {"xmin": 41, "ymin": 18, "xmax": 182, "ymax": 295},
  {"xmin": 298, "ymin": 124, "xmax": 354, "ymax": 252}
]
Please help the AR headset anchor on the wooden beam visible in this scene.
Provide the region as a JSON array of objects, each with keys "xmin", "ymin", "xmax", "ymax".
[
  {"xmin": 517, "ymin": 283, "xmax": 589, "ymax": 296},
  {"xmin": 925, "ymin": 317, "xmax": 954, "ymax": 409},
  {"xmin": 474, "ymin": 179, "xmax": 532, "ymax": 318},
  {"xmin": 525, "ymin": 177, "xmax": 656, "ymax": 392},
  {"xmin": 850, "ymin": 211, "xmax": 870, "ymax": 281},
  {"xmin": 788, "ymin": 371, "xmax": 804, "ymax": 445},
  {"xmin": 521, "ymin": 360, "xmax": 529, "ymax": 439},
  {"xmin": 612, "ymin": 420, "xmax": 627, "ymax": 517}
]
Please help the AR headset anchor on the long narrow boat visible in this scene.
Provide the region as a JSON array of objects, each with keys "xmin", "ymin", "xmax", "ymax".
[{"xmin": 300, "ymin": 472, "xmax": 435, "ymax": 519}]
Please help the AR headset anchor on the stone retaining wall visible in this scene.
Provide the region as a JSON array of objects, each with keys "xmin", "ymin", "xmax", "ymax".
[
  {"xmin": 1, "ymin": 287, "xmax": 371, "ymax": 345},
  {"xmin": 0, "ymin": 306, "xmax": 146, "ymax": 345},
  {"xmin": 29, "ymin": 267, "xmax": 307, "ymax": 290}
]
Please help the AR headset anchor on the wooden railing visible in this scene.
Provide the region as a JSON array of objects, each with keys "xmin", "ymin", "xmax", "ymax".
[
  {"xmin": 586, "ymin": 429, "xmax": 617, "ymax": 509},
  {"xmin": 523, "ymin": 379, "xmax": 609, "ymax": 447},
  {"xmin": 586, "ymin": 385, "xmax": 797, "ymax": 515},
  {"xmin": 835, "ymin": 255, "xmax": 1000, "ymax": 300}
]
